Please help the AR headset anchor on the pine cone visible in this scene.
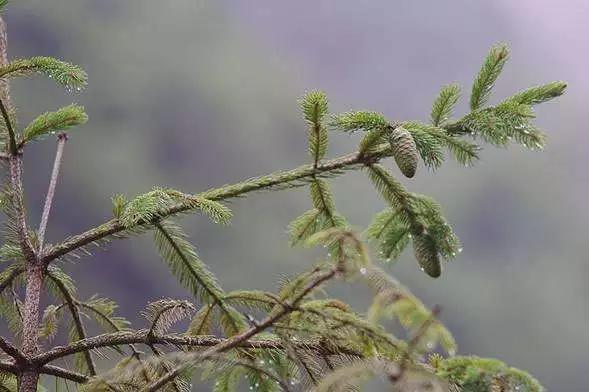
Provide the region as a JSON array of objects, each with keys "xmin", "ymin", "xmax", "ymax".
[
  {"xmin": 412, "ymin": 233, "xmax": 441, "ymax": 278},
  {"xmin": 389, "ymin": 126, "xmax": 418, "ymax": 178}
]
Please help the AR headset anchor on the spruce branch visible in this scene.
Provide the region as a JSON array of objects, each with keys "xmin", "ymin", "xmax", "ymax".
[
  {"xmin": 470, "ymin": 43, "xmax": 509, "ymax": 110},
  {"xmin": 431, "ymin": 84, "xmax": 460, "ymax": 126},
  {"xmin": 42, "ymin": 144, "xmax": 392, "ymax": 265},
  {"xmin": 0, "ymin": 56, "xmax": 87, "ymax": 90},
  {"xmin": 32, "ymin": 330, "xmax": 360, "ymax": 367},
  {"xmin": 38, "ymin": 134, "xmax": 67, "ymax": 251},
  {"xmin": 21, "ymin": 105, "xmax": 87, "ymax": 146}
]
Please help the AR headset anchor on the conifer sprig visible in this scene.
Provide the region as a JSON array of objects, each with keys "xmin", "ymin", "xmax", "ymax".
[
  {"xmin": 0, "ymin": 57, "xmax": 87, "ymax": 90},
  {"xmin": 22, "ymin": 104, "xmax": 87, "ymax": 145},
  {"xmin": 300, "ymin": 91, "xmax": 329, "ymax": 166},
  {"xmin": 431, "ymin": 83, "xmax": 461, "ymax": 126},
  {"xmin": 470, "ymin": 43, "xmax": 509, "ymax": 110}
]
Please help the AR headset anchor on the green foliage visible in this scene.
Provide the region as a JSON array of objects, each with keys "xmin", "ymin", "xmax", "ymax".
[
  {"xmin": 431, "ymin": 83, "xmax": 460, "ymax": 126},
  {"xmin": 22, "ymin": 104, "xmax": 87, "ymax": 143},
  {"xmin": 79, "ymin": 296, "xmax": 131, "ymax": 333},
  {"xmin": 143, "ymin": 299, "xmax": 196, "ymax": 335},
  {"xmin": 365, "ymin": 207, "xmax": 411, "ymax": 261},
  {"xmin": 153, "ymin": 220, "xmax": 224, "ymax": 304},
  {"xmin": 403, "ymin": 121, "xmax": 479, "ymax": 166},
  {"xmin": 300, "ymin": 91, "xmax": 329, "ymax": 165},
  {"xmin": 120, "ymin": 188, "xmax": 231, "ymax": 227},
  {"xmin": 503, "ymin": 81, "xmax": 567, "ymax": 106},
  {"xmin": 329, "ymin": 110, "xmax": 389, "ymax": 133},
  {"xmin": 434, "ymin": 356, "xmax": 544, "ymax": 392},
  {"xmin": 0, "ymin": 56, "xmax": 87, "ymax": 90},
  {"xmin": 470, "ymin": 43, "xmax": 509, "ymax": 110},
  {"xmin": 39, "ymin": 304, "xmax": 62, "ymax": 340}
]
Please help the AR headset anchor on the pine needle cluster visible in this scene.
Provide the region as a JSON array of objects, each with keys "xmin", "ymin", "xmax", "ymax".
[{"xmin": 0, "ymin": 7, "xmax": 566, "ymax": 392}]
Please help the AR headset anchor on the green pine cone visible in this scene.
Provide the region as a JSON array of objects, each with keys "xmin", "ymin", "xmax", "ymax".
[
  {"xmin": 412, "ymin": 233, "xmax": 441, "ymax": 278},
  {"xmin": 389, "ymin": 126, "xmax": 418, "ymax": 178}
]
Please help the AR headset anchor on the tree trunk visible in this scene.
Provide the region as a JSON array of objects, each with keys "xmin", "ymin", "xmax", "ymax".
[{"xmin": 0, "ymin": 15, "xmax": 42, "ymax": 392}]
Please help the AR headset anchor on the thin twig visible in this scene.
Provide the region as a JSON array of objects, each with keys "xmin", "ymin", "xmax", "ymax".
[{"xmin": 38, "ymin": 133, "xmax": 67, "ymax": 251}]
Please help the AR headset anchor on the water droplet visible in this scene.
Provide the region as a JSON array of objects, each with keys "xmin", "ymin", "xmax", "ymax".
[
  {"xmin": 426, "ymin": 341, "xmax": 434, "ymax": 349},
  {"xmin": 259, "ymin": 360, "xmax": 265, "ymax": 365},
  {"xmin": 249, "ymin": 386, "xmax": 253, "ymax": 390},
  {"xmin": 359, "ymin": 267, "xmax": 367, "ymax": 275},
  {"xmin": 76, "ymin": 87, "xmax": 81, "ymax": 92},
  {"xmin": 255, "ymin": 383, "xmax": 259, "ymax": 387},
  {"xmin": 457, "ymin": 247, "xmax": 463, "ymax": 253}
]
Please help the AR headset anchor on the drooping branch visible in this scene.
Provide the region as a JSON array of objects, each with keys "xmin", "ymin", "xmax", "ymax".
[
  {"xmin": 41, "ymin": 144, "xmax": 391, "ymax": 264},
  {"xmin": 46, "ymin": 272, "xmax": 97, "ymax": 376}
]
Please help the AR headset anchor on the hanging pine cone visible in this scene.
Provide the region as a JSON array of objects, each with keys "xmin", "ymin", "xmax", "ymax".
[
  {"xmin": 389, "ymin": 126, "xmax": 418, "ymax": 178},
  {"xmin": 412, "ymin": 233, "xmax": 441, "ymax": 278}
]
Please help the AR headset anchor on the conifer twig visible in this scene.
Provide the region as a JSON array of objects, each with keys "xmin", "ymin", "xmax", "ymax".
[{"xmin": 38, "ymin": 133, "xmax": 67, "ymax": 251}]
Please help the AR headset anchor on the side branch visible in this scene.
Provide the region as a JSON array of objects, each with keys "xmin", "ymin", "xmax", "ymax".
[
  {"xmin": 33, "ymin": 328, "xmax": 360, "ymax": 366},
  {"xmin": 0, "ymin": 336, "xmax": 28, "ymax": 364},
  {"xmin": 0, "ymin": 361, "xmax": 88, "ymax": 384},
  {"xmin": 41, "ymin": 144, "xmax": 391, "ymax": 264}
]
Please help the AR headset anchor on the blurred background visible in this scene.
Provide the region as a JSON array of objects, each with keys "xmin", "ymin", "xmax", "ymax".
[{"xmin": 2, "ymin": 0, "xmax": 587, "ymax": 390}]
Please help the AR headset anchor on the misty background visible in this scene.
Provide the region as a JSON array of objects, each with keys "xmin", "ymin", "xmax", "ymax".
[{"xmin": 3, "ymin": 1, "xmax": 588, "ymax": 390}]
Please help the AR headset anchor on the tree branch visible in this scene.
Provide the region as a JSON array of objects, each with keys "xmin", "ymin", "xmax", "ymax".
[
  {"xmin": 33, "ymin": 328, "xmax": 359, "ymax": 367},
  {"xmin": 0, "ymin": 361, "xmax": 89, "ymax": 384},
  {"xmin": 38, "ymin": 133, "xmax": 67, "ymax": 251},
  {"xmin": 41, "ymin": 144, "xmax": 391, "ymax": 265},
  {"xmin": 141, "ymin": 266, "xmax": 340, "ymax": 391},
  {"xmin": 0, "ymin": 336, "xmax": 28, "ymax": 364}
]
